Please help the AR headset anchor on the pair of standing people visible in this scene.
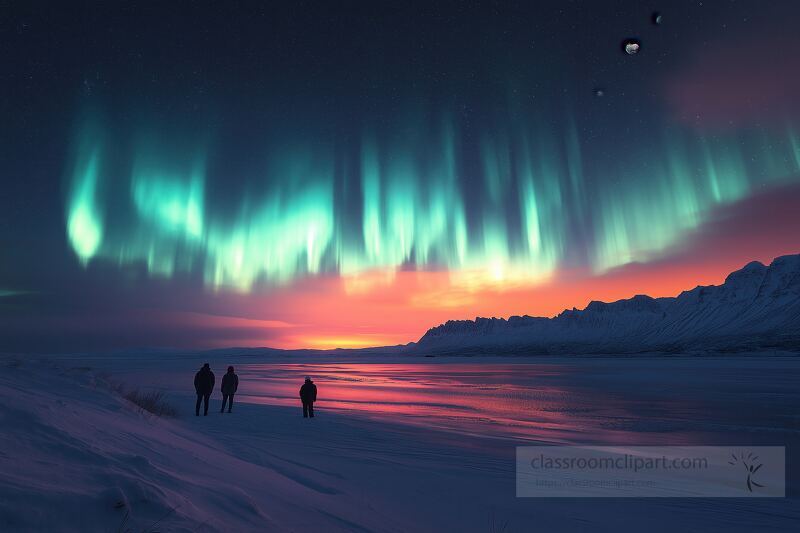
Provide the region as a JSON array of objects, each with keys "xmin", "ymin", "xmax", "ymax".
[{"xmin": 194, "ymin": 363, "xmax": 239, "ymax": 416}]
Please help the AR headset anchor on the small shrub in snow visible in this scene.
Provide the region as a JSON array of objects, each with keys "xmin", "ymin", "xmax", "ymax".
[{"xmin": 124, "ymin": 389, "xmax": 178, "ymax": 418}]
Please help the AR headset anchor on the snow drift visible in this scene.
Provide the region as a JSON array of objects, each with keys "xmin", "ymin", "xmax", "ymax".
[{"xmin": 0, "ymin": 359, "xmax": 405, "ymax": 532}]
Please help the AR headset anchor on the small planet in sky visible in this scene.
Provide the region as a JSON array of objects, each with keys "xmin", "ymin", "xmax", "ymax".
[
  {"xmin": 622, "ymin": 39, "xmax": 641, "ymax": 55},
  {"xmin": 594, "ymin": 88, "xmax": 605, "ymax": 97},
  {"xmin": 652, "ymin": 12, "xmax": 662, "ymax": 25}
]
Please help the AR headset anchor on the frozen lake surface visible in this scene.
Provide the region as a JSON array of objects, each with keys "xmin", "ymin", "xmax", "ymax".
[{"xmin": 230, "ymin": 358, "xmax": 800, "ymax": 448}]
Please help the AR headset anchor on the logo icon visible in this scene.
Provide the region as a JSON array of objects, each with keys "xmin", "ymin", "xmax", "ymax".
[{"xmin": 728, "ymin": 452, "xmax": 764, "ymax": 492}]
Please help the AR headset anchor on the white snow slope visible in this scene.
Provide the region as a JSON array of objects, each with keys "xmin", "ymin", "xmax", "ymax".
[{"xmin": 0, "ymin": 359, "xmax": 405, "ymax": 532}]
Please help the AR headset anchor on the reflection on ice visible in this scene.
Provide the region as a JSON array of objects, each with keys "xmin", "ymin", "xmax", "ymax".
[{"xmin": 233, "ymin": 361, "xmax": 799, "ymax": 446}]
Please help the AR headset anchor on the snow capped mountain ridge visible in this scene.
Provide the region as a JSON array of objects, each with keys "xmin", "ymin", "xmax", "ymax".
[{"xmin": 417, "ymin": 254, "xmax": 800, "ymax": 354}]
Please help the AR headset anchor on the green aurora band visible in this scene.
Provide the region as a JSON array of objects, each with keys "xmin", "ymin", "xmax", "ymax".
[{"xmin": 65, "ymin": 114, "xmax": 800, "ymax": 290}]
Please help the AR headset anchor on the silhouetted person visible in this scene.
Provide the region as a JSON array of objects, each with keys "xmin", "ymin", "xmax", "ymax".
[
  {"xmin": 299, "ymin": 376, "xmax": 317, "ymax": 418},
  {"xmin": 220, "ymin": 366, "xmax": 239, "ymax": 413},
  {"xmin": 194, "ymin": 363, "xmax": 215, "ymax": 416}
]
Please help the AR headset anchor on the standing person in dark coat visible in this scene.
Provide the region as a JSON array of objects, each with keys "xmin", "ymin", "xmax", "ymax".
[
  {"xmin": 299, "ymin": 376, "xmax": 317, "ymax": 418},
  {"xmin": 194, "ymin": 363, "xmax": 215, "ymax": 416},
  {"xmin": 220, "ymin": 366, "xmax": 239, "ymax": 413}
]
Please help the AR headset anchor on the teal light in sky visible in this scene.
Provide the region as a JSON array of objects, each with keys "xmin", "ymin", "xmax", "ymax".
[
  {"xmin": 132, "ymin": 165, "xmax": 205, "ymax": 240},
  {"xmin": 65, "ymin": 113, "xmax": 800, "ymax": 290},
  {"xmin": 66, "ymin": 142, "xmax": 103, "ymax": 264},
  {"xmin": 0, "ymin": 289, "xmax": 28, "ymax": 297},
  {"xmin": 591, "ymin": 128, "xmax": 800, "ymax": 271}
]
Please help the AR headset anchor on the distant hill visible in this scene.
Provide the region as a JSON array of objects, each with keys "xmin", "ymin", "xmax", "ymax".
[{"xmin": 416, "ymin": 254, "xmax": 800, "ymax": 355}]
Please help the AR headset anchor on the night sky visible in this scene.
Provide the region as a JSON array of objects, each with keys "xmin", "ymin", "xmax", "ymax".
[{"xmin": 2, "ymin": 1, "xmax": 800, "ymax": 352}]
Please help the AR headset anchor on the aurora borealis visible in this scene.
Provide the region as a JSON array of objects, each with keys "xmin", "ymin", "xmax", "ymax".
[
  {"xmin": 4, "ymin": 1, "xmax": 800, "ymax": 351},
  {"xmin": 66, "ymin": 114, "xmax": 800, "ymax": 289}
]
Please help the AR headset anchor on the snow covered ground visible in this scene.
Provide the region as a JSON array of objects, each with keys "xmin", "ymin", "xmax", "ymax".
[{"xmin": 1, "ymin": 352, "xmax": 799, "ymax": 532}]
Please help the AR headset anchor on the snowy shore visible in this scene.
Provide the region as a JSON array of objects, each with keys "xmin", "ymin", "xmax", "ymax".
[{"xmin": 1, "ymin": 352, "xmax": 798, "ymax": 532}]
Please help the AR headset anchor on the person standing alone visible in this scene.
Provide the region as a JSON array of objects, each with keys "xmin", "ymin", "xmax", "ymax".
[
  {"xmin": 220, "ymin": 366, "xmax": 239, "ymax": 413},
  {"xmin": 194, "ymin": 363, "xmax": 215, "ymax": 416},
  {"xmin": 299, "ymin": 376, "xmax": 317, "ymax": 418}
]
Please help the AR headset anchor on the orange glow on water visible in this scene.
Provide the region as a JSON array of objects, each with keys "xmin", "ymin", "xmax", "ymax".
[
  {"xmin": 237, "ymin": 363, "xmax": 588, "ymax": 441},
  {"xmin": 232, "ymin": 363, "xmax": 717, "ymax": 444}
]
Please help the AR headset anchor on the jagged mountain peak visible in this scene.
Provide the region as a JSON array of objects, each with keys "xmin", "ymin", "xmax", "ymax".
[{"xmin": 724, "ymin": 260, "xmax": 767, "ymax": 285}]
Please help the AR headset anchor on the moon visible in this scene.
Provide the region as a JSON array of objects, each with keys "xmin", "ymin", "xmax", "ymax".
[{"xmin": 622, "ymin": 39, "xmax": 641, "ymax": 55}]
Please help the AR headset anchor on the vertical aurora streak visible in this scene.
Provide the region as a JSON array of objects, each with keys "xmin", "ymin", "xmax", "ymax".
[{"xmin": 66, "ymin": 136, "xmax": 103, "ymax": 264}]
